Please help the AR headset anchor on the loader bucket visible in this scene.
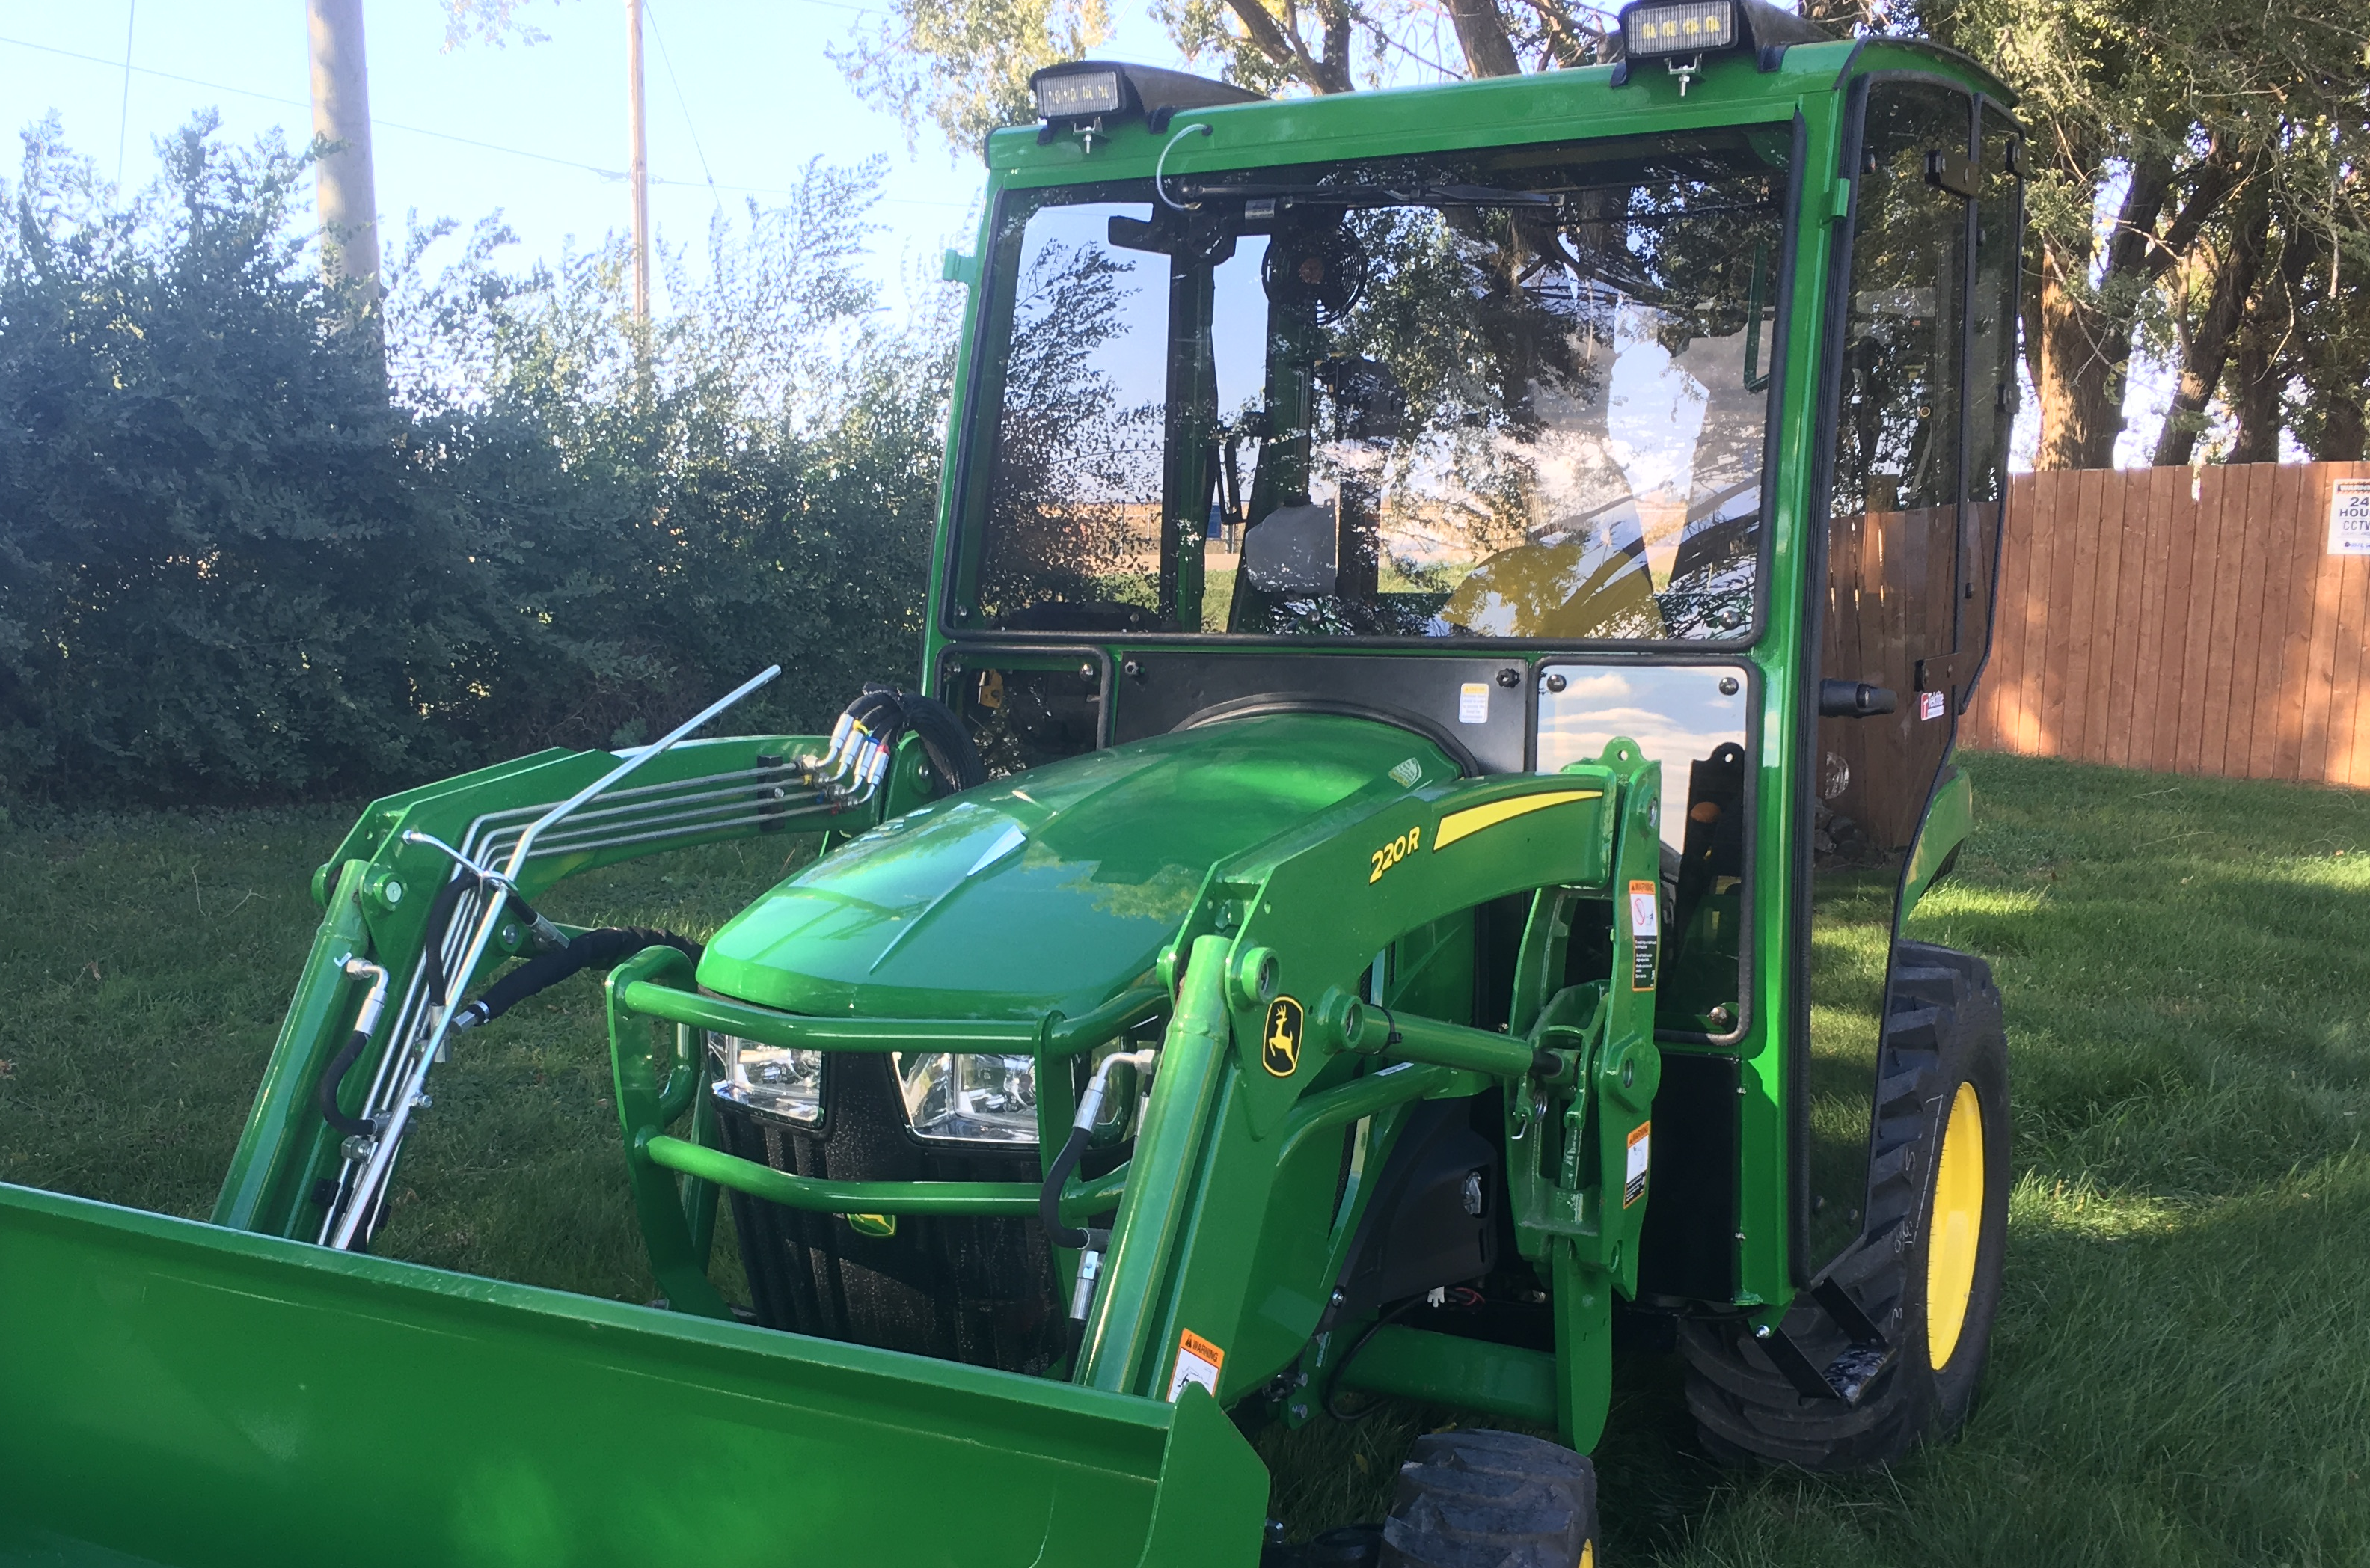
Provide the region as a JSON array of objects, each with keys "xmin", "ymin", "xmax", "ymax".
[{"xmin": 0, "ymin": 1182, "xmax": 1267, "ymax": 1568}]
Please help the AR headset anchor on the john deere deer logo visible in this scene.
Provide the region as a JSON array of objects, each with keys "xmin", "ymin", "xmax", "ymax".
[{"xmin": 1261, "ymin": 996, "xmax": 1303, "ymax": 1077}]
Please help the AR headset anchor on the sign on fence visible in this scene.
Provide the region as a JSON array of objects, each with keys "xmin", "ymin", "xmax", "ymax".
[{"xmin": 2332, "ymin": 479, "xmax": 2370, "ymax": 556}]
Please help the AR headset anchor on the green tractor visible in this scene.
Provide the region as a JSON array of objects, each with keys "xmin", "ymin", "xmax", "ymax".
[{"xmin": 0, "ymin": 4, "xmax": 2022, "ymax": 1562}]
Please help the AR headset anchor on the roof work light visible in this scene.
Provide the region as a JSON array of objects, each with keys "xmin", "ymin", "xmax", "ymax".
[
  {"xmin": 1610, "ymin": 0, "xmax": 1832, "ymax": 90},
  {"xmin": 1029, "ymin": 59, "xmax": 1265, "ymax": 140}
]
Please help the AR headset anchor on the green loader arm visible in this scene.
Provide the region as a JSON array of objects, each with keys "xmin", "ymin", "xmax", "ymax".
[{"xmin": 215, "ymin": 732, "xmax": 898, "ymax": 1242}]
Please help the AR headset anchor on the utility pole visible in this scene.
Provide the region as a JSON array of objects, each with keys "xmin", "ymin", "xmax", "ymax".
[
  {"xmin": 626, "ymin": 0, "xmax": 650, "ymax": 324},
  {"xmin": 307, "ymin": 0, "xmax": 380, "ymax": 318}
]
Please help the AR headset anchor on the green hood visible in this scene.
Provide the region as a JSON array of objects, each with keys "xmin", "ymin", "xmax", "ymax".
[{"xmin": 695, "ymin": 712, "xmax": 1460, "ymax": 1020}]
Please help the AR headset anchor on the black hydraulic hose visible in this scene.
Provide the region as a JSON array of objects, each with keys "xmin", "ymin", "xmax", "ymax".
[
  {"xmin": 415, "ymin": 873, "xmax": 474, "ymax": 1008},
  {"xmin": 416, "ymin": 871, "xmax": 559, "ymax": 1010},
  {"xmin": 1324, "ymin": 1298, "xmax": 1424, "ymax": 1424},
  {"xmin": 450, "ymin": 926, "xmax": 702, "ymax": 1032},
  {"xmin": 1041, "ymin": 1124, "xmax": 1091, "ymax": 1251},
  {"xmin": 318, "ymin": 1029, "xmax": 377, "ymax": 1136},
  {"xmin": 897, "ymin": 690, "xmax": 987, "ymax": 793}
]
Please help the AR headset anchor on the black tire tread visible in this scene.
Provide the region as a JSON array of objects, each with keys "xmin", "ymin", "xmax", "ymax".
[
  {"xmin": 1677, "ymin": 942, "xmax": 2007, "ymax": 1472},
  {"xmin": 1380, "ymin": 1430, "xmax": 1599, "ymax": 1568}
]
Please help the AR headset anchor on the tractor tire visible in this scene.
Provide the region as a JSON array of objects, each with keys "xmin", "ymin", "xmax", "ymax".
[
  {"xmin": 1380, "ymin": 1430, "xmax": 1601, "ymax": 1568},
  {"xmin": 1678, "ymin": 942, "xmax": 2009, "ymax": 1471}
]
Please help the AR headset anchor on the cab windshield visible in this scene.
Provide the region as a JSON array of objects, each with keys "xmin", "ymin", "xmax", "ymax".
[{"xmin": 952, "ymin": 128, "xmax": 1792, "ymax": 641}]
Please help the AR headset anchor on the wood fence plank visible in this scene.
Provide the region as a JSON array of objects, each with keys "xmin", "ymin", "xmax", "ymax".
[
  {"xmin": 1989, "ymin": 478, "xmax": 2036, "ymax": 750},
  {"xmin": 2220, "ymin": 464, "xmax": 2274, "ymax": 777},
  {"xmin": 2247, "ymin": 462, "xmax": 2303, "ymax": 778},
  {"xmin": 2104, "ymin": 464, "xmax": 2142, "ymax": 762},
  {"xmin": 2056, "ymin": 468, "xmax": 2105, "ymax": 761},
  {"xmin": 2101, "ymin": 466, "xmax": 2145, "ymax": 766},
  {"xmin": 2300, "ymin": 466, "xmax": 2347, "ymax": 781},
  {"xmin": 2331, "ymin": 547, "xmax": 2366, "ymax": 788},
  {"xmin": 2196, "ymin": 465, "xmax": 2246, "ymax": 775},
  {"xmin": 2128, "ymin": 464, "xmax": 2179, "ymax": 772},
  {"xmin": 2269, "ymin": 463, "xmax": 2318, "ymax": 780},
  {"xmin": 2014, "ymin": 474, "xmax": 2054, "ymax": 753},
  {"xmin": 2188, "ymin": 462, "xmax": 2234, "ymax": 775},
  {"xmin": 2006, "ymin": 474, "xmax": 2045, "ymax": 753},
  {"xmin": 2028, "ymin": 468, "xmax": 2066, "ymax": 758},
  {"xmin": 2148, "ymin": 465, "xmax": 2199, "ymax": 774}
]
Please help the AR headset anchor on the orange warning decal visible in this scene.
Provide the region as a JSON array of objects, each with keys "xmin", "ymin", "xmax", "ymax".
[{"xmin": 1168, "ymin": 1328, "xmax": 1225, "ymax": 1401}]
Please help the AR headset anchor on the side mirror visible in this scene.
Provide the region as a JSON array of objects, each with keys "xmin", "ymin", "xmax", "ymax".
[{"xmin": 1818, "ymin": 679, "xmax": 1896, "ymax": 718}]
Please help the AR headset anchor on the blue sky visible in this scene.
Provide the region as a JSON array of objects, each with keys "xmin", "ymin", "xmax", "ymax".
[
  {"xmin": 0, "ymin": 0, "xmax": 1193, "ymax": 304},
  {"xmin": 0, "ymin": 4, "xmax": 2198, "ymax": 463}
]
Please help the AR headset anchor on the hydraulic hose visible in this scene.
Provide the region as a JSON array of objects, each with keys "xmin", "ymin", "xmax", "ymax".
[
  {"xmin": 450, "ymin": 926, "xmax": 702, "ymax": 1032},
  {"xmin": 1040, "ymin": 1047, "xmax": 1157, "ymax": 1250},
  {"xmin": 417, "ymin": 872, "xmax": 561, "ymax": 1011},
  {"xmin": 818, "ymin": 683, "xmax": 987, "ymax": 798},
  {"xmin": 318, "ymin": 956, "xmax": 390, "ymax": 1137},
  {"xmin": 318, "ymin": 1027, "xmax": 379, "ymax": 1136},
  {"xmin": 1041, "ymin": 1126, "xmax": 1093, "ymax": 1252},
  {"xmin": 897, "ymin": 691, "xmax": 987, "ymax": 793}
]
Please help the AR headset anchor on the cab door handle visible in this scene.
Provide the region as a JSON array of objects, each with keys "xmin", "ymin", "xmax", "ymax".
[{"xmin": 1818, "ymin": 680, "xmax": 1897, "ymax": 718}]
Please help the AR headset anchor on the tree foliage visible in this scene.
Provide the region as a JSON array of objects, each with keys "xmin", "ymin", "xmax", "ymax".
[
  {"xmin": 834, "ymin": 0, "xmax": 1116, "ymax": 153},
  {"xmin": 845, "ymin": 0, "xmax": 2369, "ymax": 470},
  {"xmin": 0, "ymin": 118, "xmax": 951, "ymax": 805}
]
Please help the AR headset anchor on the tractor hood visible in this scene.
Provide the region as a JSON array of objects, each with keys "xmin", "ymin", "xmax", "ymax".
[{"xmin": 696, "ymin": 712, "xmax": 1462, "ymax": 1020}]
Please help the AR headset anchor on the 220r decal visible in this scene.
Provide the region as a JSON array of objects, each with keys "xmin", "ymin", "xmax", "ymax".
[{"xmin": 1370, "ymin": 825, "xmax": 1421, "ymax": 883}]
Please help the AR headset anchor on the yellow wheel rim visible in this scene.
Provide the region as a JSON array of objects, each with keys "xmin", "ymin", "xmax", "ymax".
[{"xmin": 1924, "ymin": 1080, "xmax": 1985, "ymax": 1369}]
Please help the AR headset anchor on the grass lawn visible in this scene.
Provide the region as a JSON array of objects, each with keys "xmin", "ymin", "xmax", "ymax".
[{"xmin": 3, "ymin": 750, "xmax": 2367, "ymax": 1565}]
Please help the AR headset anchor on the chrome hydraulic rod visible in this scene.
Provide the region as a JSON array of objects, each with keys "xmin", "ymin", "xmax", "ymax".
[{"xmin": 326, "ymin": 664, "xmax": 780, "ymax": 1249}]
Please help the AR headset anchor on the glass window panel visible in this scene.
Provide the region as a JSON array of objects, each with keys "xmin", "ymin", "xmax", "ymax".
[
  {"xmin": 1804, "ymin": 81, "xmax": 1974, "ymax": 1269},
  {"xmin": 1535, "ymin": 662, "xmax": 1751, "ymax": 1035},
  {"xmin": 962, "ymin": 130, "xmax": 1794, "ymax": 642}
]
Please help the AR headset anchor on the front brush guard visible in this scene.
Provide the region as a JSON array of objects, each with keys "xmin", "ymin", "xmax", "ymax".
[{"xmin": 608, "ymin": 741, "xmax": 1666, "ymax": 1454}]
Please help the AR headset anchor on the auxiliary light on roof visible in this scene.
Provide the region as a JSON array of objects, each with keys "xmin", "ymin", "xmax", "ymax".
[
  {"xmin": 1034, "ymin": 65, "xmax": 1126, "ymax": 121},
  {"xmin": 1028, "ymin": 60, "xmax": 1266, "ymax": 138},
  {"xmin": 1623, "ymin": 0, "xmax": 1739, "ymax": 57},
  {"xmin": 1608, "ymin": 0, "xmax": 1832, "ymax": 91}
]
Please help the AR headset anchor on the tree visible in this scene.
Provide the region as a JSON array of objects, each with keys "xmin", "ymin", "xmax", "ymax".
[
  {"xmin": 843, "ymin": 0, "xmax": 2369, "ymax": 470},
  {"xmin": 836, "ymin": 0, "xmax": 1117, "ymax": 153}
]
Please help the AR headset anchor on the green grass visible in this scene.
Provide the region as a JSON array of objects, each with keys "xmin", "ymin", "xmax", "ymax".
[{"xmin": 4, "ymin": 753, "xmax": 2369, "ymax": 1565}]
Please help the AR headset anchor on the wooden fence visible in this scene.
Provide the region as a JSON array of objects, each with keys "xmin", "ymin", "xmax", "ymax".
[{"xmin": 1960, "ymin": 461, "xmax": 2370, "ymax": 787}]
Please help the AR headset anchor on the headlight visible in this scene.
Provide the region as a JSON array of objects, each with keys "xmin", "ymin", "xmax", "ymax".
[
  {"xmin": 895, "ymin": 1051, "xmax": 1038, "ymax": 1144},
  {"xmin": 714, "ymin": 1033, "xmax": 824, "ymax": 1124}
]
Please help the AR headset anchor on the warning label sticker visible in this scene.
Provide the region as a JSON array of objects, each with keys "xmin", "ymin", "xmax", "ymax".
[
  {"xmin": 1629, "ymin": 878, "xmax": 1660, "ymax": 990},
  {"xmin": 1624, "ymin": 1121, "xmax": 1651, "ymax": 1207},
  {"xmin": 1168, "ymin": 1329, "xmax": 1225, "ymax": 1402},
  {"xmin": 1919, "ymin": 689, "xmax": 1947, "ymax": 722},
  {"xmin": 1457, "ymin": 682, "xmax": 1490, "ymax": 725}
]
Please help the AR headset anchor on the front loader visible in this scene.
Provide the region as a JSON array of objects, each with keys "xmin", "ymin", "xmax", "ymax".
[{"xmin": 0, "ymin": 6, "xmax": 2022, "ymax": 1562}]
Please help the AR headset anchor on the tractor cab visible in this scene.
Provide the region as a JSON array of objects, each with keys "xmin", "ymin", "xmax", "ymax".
[{"xmin": 0, "ymin": 10, "xmax": 2023, "ymax": 1566}]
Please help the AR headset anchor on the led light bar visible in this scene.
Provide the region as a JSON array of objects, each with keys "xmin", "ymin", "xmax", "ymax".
[
  {"xmin": 1034, "ymin": 65, "xmax": 1126, "ymax": 121},
  {"xmin": 1026, "ymin": 60, "xmax": 1265, "ymax": 131},
  {"xmin": 1623, "ymin": 0, "xmax": 1739, "ymax": 57}
]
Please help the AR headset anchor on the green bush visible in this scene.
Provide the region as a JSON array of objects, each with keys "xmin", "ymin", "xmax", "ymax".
[{"xmin": 0, "ymin": 117, "xmax": 949, "ymax": 805}]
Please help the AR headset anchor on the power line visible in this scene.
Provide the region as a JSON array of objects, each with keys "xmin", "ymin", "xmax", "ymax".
[
  {"xmin": 0, "ymin": 31, "xmax": 622, "ymax": 178},
  {"xmin": 114, "ymin": 1, "xmax": 135, "ymax": 185},
  {"xmin": 0, "ymin": 28, "xmax": 965, "ymax": 209},
  {"xmin": 640, "ymin": 0, "xmax": 721, "ymax": 216}
]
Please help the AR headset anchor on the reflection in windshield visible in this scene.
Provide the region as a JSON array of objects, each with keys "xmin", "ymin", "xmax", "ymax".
[{"xmin": 961, "ymin": 130, "xmax": 1790, "ymax": 640}]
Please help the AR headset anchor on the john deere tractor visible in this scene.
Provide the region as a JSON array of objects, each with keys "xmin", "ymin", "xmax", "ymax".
[{"xmin": 0, "ymin": 4, "xmax": 2021, "ymax": 1562}]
